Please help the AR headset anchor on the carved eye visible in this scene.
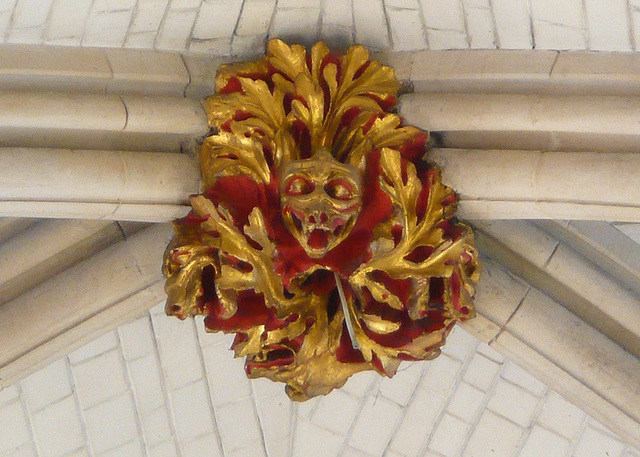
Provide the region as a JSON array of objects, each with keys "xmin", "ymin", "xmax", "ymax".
[
  {"xmin": 285, "ymin": 176, "xmax": 314, "ymax": 195},
  {"xmin": 325, "ymin": 179, "xmax": 354, "ymax": 201}
]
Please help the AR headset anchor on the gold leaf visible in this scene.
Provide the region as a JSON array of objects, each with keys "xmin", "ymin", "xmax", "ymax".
[
  {"xmin": 361, "ymin": 314, "xmax": 401, "ymax": 334},
  {"xmin": 362, "ymin": 276, "xmax": 404, "ymax": 310},
  {"xmin": 310, "ymin": 41, "xmax": 330, "ymax": 82},
  {"xmin": 239, "ymin": 77, "xmax": 285, "ymax": 126},
  {"xmin": 215, "ymin": 60, "xmax": 268, "ymax": 93},
  {"xmin": 203, "ymin": 131, "xmax": 271, "ymax": 184},
  {"xmin": 233, "ymin": 327, "xmax": 264, "ymax": 358},
  {"xmin": 267, "ymin": 39, "xmax": 308, "ymax": 79}
]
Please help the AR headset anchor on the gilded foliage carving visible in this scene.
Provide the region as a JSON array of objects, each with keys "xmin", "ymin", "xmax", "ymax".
[{"xmin": 163, "ymin": 40, "xmax": 479, "ymax": 400}]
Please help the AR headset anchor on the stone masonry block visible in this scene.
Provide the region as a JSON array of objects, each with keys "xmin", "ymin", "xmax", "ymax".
[
  {"xmin": 422, "ymin": 354, "xmax": 463, "ymax": 398},
  {"xmin": 388, "ymin": 387, "xmax": 445, "ymax": 456},
  {"xmin": 378, "ymin": 361, "xmax": 425, "ymax": 406},
  {"xmin": 83, "ymin": 394, "xmax": 139, "ymax": 455},
  {"xmin": 151, "ymin": 312, "xmax": 204, "ymax": 390},
  {"xmin": 447, "ymin": 381, "xmax": 486, "ymax": 424},
  {"xmin": 215, "ymin": 397, "xmax": 263, "ymax": 452},
  {"xmin": 490, "ymin": 0, "xmax": 532, "ymax": 49},
  {"xmin": 487, "ymin": 379, "xmax": 539, "ymax": 427},
  {"xmin": 574, "ymin": 425, "xmax": 627, "ymax": 457},
  {"xmin": 462, "ymin": 411, "xmax": 523, "ymax": 457},
  {"xmin": 349, "ymin": 395, "xmax": 403, "ymax": 455},
  {"xmin": 462, "ymin": 1, "xmax": 495, "ymax": 49},
  {"xmin": 170, "ymin": 380, "xmax": 216, "ymax": 442},
  {"xmin": 156, "ymin": 8, "xmax": 198, "ymax": 52},
  {"xmin": 519, "ymin": 425, "xmax": 570, "ymax": 457},
  {"xmin": 46, "ymin": 0, "xmax": 92, "ymax": 41},
  {"xmin": 129, "ymin": 0, "xmax": 170, "ymax": 34},
  {"xmin": 139, "ymin": 407, "xmax": 173, "ymax": 447},
  {"xmin": 387, "ymin": 7, "xmax": 427, "ymax": 52},
  {"xmin": 537, "ymin": 390, "xmax": 586, "ymax": 440},
  {"xmin": 501, "ymin": 360, "xmax": 547, "ymax": 396},
  {"xmin": 118, "ymin": 316, "xmax": 156, "ymax": 361},
  {"xmin": 181, "ymin": 434, "xmax": 223, "ymax": 457},
  {"xmin": 584, "ymin": 0, "xmax": 631, "ymax": 51},
  {"xmin": 68, "ymin": 330, "xmax": 118, "ymax": 364},
  {"xmin": 0, "ymin": 399, "xmax": 31, "ymax": 453},
  {"xmin": 462, "ymin": 353, "xmax": 501, "ymax": 392},
  {"xmin": 21, "ymin": 358, "xmax": 72, "ymax": 412},
  {"xmin": 72, "ymin": 349, "xmax": 129, "ymax": 410},
  {"xmin": 429, "ymin": 413, "xmax": 470, "ymax": 457},
  {"xmin": 353, "ymin": 0, "xmax": 389, "ymax": 50},
  {"xmin": 294, "ymin": 420, "xmax": 344, "ymax": 457},
  {"xmin": 193, "ymin": 0, "xmax": 242, "ymax": 40},
  {"xmin": 236, "ymin": 0, "xmax": 276, "ymax": 36},
  {"xmin": 312, "ymin": 389, "xmax": 360, "ymax": 434},
  {"xmin": 32, "ymin": 396, "xmax": 85, "ymax": 457},
  {"xmin": 127, "ymin": 352, "xmax": 166, "ymax": 413}
]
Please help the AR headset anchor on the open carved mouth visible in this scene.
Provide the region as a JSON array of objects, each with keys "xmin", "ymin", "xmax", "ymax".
[{"xmin": 291, "ymin": 212, "xmax": 348, "ymax": 251}]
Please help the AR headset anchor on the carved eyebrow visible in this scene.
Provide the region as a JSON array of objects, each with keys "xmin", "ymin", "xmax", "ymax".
[
  {"xmin": 327, "ymin": 168, "xmax": 356, "ymax": 179},
  {"xmin": 325, "ymin": 178, "xmax": 356, "ymax": 193}
]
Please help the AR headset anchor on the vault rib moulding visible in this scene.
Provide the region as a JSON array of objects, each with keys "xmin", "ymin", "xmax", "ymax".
[
  {"xmin": 467, "ymin": 256, "xmax": 640, "ymax": 450},
  {"xmin": 0, "ymin": 224, "xmax": 171, "ymax": 387}
]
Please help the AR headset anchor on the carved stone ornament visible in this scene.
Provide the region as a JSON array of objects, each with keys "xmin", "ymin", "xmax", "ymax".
[{"xmin": 163, "ymin": 39, "xmax": 480, "ymax": 401}]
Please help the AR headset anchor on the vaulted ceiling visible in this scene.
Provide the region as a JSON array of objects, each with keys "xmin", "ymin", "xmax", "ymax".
[{"xmin": 1, "ymin": 2, "xmax": 640, "ymax": 457}]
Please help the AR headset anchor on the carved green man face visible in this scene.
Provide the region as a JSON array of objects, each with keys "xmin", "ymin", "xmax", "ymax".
[{"xmin": 279, "ymin": 149, "xmax": 363, "ymax": 258}]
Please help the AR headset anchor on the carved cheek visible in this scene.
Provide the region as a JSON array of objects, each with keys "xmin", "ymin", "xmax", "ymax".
[
  {"xmin": 333, "ymin": 201, "xmax": 361, "ymax": 215},
  {"xmin": 283, "ymin": 204, "xmax": 308, "ymax": 223}
]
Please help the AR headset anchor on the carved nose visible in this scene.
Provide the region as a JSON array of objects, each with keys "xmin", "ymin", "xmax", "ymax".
[{"xmin": 308, "ymin": 212, "xmax": 328, "ymax": 224}]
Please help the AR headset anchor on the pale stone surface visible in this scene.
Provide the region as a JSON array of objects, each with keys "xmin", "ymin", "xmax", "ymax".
[
  {"xmin": 501, "ymin": 360, "xmax": 547, "ymax": 397},
  {"xmin": 31, "ymin": 396, "xmax": 84, "ymax": 457},
  {"xmin": 490, "ymin": 0, "xmax": 532, "ymax": 48},
  {"xmin": 462, "ymin": 0, "xmax": 495, "ymax": 49},
  {"xmin": 428, "ymin": 413, "xmax": 470, "ymax": 457},
  {"xmin": 2, "ymin": 306, "xmax": 639, "ymax": 457},
  {"xmin": 353, "ymin": 0, "xmax": 389, "ymax": 50},
  {"xmin": 574, "ymin": 425, "xmax": 627, "ymax": 457},
  {"xmin": 1, "ymin": 7, "xmax": 640, "ymax": 457},
  {"xmin": 584, "ymin": 0, "xmax": 632, "ymax": 51},
  {"xmin": 21, "ymin": 358, "xmax": 72, "ymax": 412},
  {"xmin": 83, "ymin": 393, "xmax": 139, "ymax": 454},
  {"xmin": 171, "ymin": 380, "xmax": 216, "ymax": 442},
  {"xmin": 462, "ymin": 411, "xmax": 523, "ymax": 457},
  {"xmin": 0, "ymin": 399, "xmax": 31, "ymax": 453},
  {"xmin": 193, "ymin": 0, "xmax": 242, "ymax": 40},
  {"xmin": 487, "ymin": 380, "xmax": 540, "ymax": 427},
  {"xmin": 72, "ymin": 349, "xmax": 129, "ymax": 409},
  {"xmin": 389, "ymin": 388, "xmax": 445, "ymax": 456},
  {"xmin": 0, "ymin": 0, "xmax": 637, "ymax": 54},
  {"xmin": 387, "ymin": 5, "xmax": 426, "ymax": 52},
  {"xmin": 68, "ymin": 330, "xmax": 119, "ymax": 364},
  {"xmin": 538, "ymin": 391, "xmax": 586, "ymax": 439},
  {"xmin": 311, "ymin": 389, "xmax": 360, "ymax": 433},
  {"xmin": 236, "ymin": 0, "xmax": 276, "ymax": 36},
  {"xmin": 519, "ymin": 425, "xmax": 570, "ymax": 457},
  {"xmin": 106, "ymin": 48, "xmax": 189, "ymax": 95},
  {"xmin": 447, "ymin": 381, "xmax": 485, "ymax": 423},
  {"xmin": 378, "ymin": 361, "xmax": 424, "ymax": 406},
  {"xmin": 269, "ymin": 7, "xmax": 321, "ymax": 47},
  {"xmin": 348, "ymin": 395, "xmax": 403, "ymax": 455},
  {"xmin": 462, "ymin": 353, "xmax": 500, "ymax": 392}
]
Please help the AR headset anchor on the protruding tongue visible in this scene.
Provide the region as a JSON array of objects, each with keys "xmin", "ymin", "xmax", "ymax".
[{"xmin": 308, "ymin": 229, "xmax": 330, "ymax": 250}]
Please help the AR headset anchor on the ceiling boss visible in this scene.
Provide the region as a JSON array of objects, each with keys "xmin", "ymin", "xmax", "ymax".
[{"xmin": 163, "ymin": 39, "xmax": 480, "ymax": 401}]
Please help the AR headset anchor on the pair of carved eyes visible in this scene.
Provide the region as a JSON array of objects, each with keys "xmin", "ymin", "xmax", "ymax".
[{"xmin": 285, "ymin": 176, "xmax": 356, "ymax": 201}]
